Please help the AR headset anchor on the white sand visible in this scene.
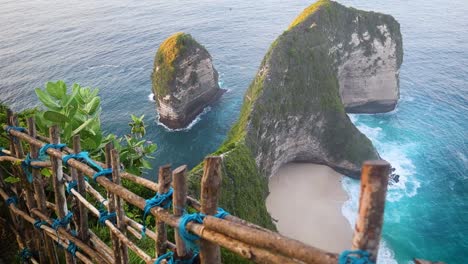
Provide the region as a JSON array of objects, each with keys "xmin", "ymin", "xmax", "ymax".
[{"xmin": 266, "ymin": 163, "xmax": 353, "ymax": 253}]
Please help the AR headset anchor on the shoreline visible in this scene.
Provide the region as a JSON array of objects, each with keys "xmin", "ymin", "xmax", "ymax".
[{"xmin": 266, "ymin": 163, "xmax": 352, "ymax": 253}]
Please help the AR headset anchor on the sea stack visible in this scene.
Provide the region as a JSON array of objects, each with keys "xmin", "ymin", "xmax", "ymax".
[
  {"xmin": 189, "ymin": 0, "xmax": 402, "ymax": 229},
  {"xmin": 152, "ymin": 32, "xmax": 224, "ymax": 129}
]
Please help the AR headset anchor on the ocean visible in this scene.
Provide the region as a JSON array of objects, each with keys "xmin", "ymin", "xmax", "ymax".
[{"xmin": 0, "ymin": 0, "xmax": 466, "ymax": 263}]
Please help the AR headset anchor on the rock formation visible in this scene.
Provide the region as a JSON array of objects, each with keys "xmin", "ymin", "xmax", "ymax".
[
  {"xmin": 152, "ymin": 33, "xmax": 225, "ymax": 129},
  {"xmin": 189, "ymin": 0, "xmax": 401, "ymax": 230}
]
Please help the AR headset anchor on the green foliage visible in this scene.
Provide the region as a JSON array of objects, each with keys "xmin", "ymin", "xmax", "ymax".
[
  {"xmin": 34, "ymin": 81, "xmax": 103, "ymax": 151},
  {"xmin": 129, "ymin": 114, "xmax": 146, "ymax": 138},
  {"xmin": 106, "ymin": 134, "xmax": 157, "ymax": 175},
  {"xmin": 33, "ymin": 80, "xmax": 157, "ymax": 176}
]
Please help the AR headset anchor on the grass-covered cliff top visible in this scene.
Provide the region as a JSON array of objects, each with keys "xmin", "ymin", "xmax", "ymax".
[
  {"xmin": 288, "ymin": 0, "xmax": 331, "ymax": 29},
  {"xmin": 152, "ymin": 32, "xmax": 199, "ymax": 98}
]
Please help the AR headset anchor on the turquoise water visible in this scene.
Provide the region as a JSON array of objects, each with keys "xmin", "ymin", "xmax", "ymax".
[{"xmin": 0, "ymin": 0, "xmax": 466, "ymax": 263}]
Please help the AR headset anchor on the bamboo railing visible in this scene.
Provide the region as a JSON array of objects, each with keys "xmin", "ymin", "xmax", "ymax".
[{"xmin": 0, "ymin": 110, "xmax": 392, "ymax": 264}]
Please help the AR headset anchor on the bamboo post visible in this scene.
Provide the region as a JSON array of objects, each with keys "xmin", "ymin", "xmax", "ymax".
[
  {"xmin": 9, "ymin": 112, "xmax": 36, "ymax": 212},
  {"xmin": 105, "ymin": 143, "xmax": 122, "ymax": 264},
  {"xmin": 49, "ymin": 125, "xmax": 75, "ymax": 264},
  {"xmin": 8, "ymin": 111, "xmax": 36, "ymax": 253},
  {"xmin": 72, "ymin": 135, "xmax": 90, "ymax": 243},
  {"xmin": 111, "ymin": 149, "xmax": 129, "ymax": 264},
  {"xmin": 351, "ymin": 160, "xmax": 390, "ymax": 262},
  {"xmin": 27, "ymin": 117, "xmax": 58, "ymax": 263},
  {"xmin": 172, "ymin": 165, "xmax": 188, "ymax": 258},
  {"xmin": 156, "ymin": 164, "xmax": 172, "ymax": 256},
  {"xmin": 200, "ymin": 156, "xmax": 222, "ymax": 264}
]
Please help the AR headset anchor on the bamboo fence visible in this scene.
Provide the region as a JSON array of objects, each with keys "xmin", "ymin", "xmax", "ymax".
[{"xmin": 0, "ymin": 110, "xmax": 392, "ymax": 264}]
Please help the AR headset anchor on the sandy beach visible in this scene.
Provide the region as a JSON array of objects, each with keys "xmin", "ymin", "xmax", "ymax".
[{"xmin": 266, "ymin": 163, "xmax": 353, "ymax": 253}]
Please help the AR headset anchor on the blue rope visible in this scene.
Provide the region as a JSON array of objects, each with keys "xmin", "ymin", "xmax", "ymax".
[
  {"xmin": 21, "ymin": 153, "xmax": 43, "ymax": 183},
  {"xmin": 154, "ymin": 251, "xmax": 199, "ymax": 264},
  {"xmin": 98, "ymin": 204, "xmax": 117, "ymax": 225},
  {"xmin": 5, "ymin": 126, "xmax": 27, "ymax": 133},
  {"xmin": 178, "ymin": 208, "xmax": 231, "ymax": 253},
  {"xmin": 178, "ymin": 213, "xmax": 204, "ymax": 252},
  {"xmin": 0, "ymin": 147, "xmax": 5, "ymax": 156},
  {"xmin": 51, "ymin": 212, "xmax": 73, "ymax": 230},
  {"xmin": 63, "ymin": 152, "xmax": 104, "ymax": 172},
  {"xmin": 93, "ymin": 168, "xmax": 113, "ymax": 183},
  {"xmin": 19, "ymin": 247, "xmax": 33, "ymax": 263},
  {"xmin": 155, "ymin": 251, "xmax": 175, "ymax": 264},
  {"xmin": 67, "ymin": 242, "xmax": 77, "ymax": 257},
  {"xmin": 66, "ymin": 180, "xmax": 78, "ymax": 194},
  {"xmin": 33, "ymin": 219, "xmax": 48, "ymax": 229},
  {"xmin": 6, "ymin": 196, "xmax": 17, "ymax": 206},
  {"xmin": 339, "ymin": 250, "xmax": 375, "ymax": 264},
  {"xmin": 39, "ymin": 143, "xmax": 66, "ymax": 158},
  {"xmin": 141, "ymin": 188, "xmax": 173, "ymax": 236},
  {"xmin": 214, "ymin": 207, "xmax": 230, "ymax": 219}
]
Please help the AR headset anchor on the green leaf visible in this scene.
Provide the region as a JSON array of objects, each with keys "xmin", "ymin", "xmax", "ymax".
[
  {"xmin": 41, "ymin": 168, "xmax": 52, "ymax": 177},
  {"xmin": 4, "ymin": 176, "xmax": 20, "ymax": 184},
  {"xmin": 45, "ymin": 81, "xmax": 66, "ymax": 99},
  {"xmin": 35, "ymin": 88, "xmax": 61, "ymax": 110},
  {"xmin": 71, "ymin": 117, "xmax": 96, "ymax": 136},
  {"xmin": 141, "ymin": 159, "xmax": 152, "ymax": 169},
  {"xmin": 85, "ymin": 97, "xmax": 100, "ymax": 115},
  {"xmin": 63, "ymin": 85, "xmax": 79, "ymax": 107},
  {"xmin": 44, "ymin": 111, "xmax": 68, "ymax": 123}
]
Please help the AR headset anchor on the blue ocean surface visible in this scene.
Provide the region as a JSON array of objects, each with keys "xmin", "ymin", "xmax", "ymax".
[{"xmin": 0, "ymin": 0, "xmax": 466, "ymax": 263}]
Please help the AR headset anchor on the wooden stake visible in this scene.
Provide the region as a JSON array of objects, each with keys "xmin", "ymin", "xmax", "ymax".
[
  {"xmin": 351, "ymin": 160, "xmax": 390, "ymax": 262},
  {"xmin": 72, "ymin": 135, "xmax": 90, "ymax": 243},
  {"xmin": 111, "ymin": 149, "xmax": 129, "ymax": 264},
  {"xmin": 156, "ymin": 164, "xmax": 171, "ymax": 256},
  {"xmin": 105, "ymin": 143, "xmax": 122, "ymax": 264},
  {"xmin": 200, "ymin": 156, "xmax": 222, "ymax": 264},
  {"xmin": 49, "ymin": 125, "xmax": 75, "ymax": 264},
  {"xmin": 27, "ymin": 117, "xmax": 58, "ymax": 264},
  {"xmin": 172, "ymin": 165, "xmax": 188, "ymax": 258}
]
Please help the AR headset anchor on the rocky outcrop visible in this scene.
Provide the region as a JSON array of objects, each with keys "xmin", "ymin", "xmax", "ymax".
[
  {"xmin": 329, "ymin": 3, "xmax": 403, "ymax": 112},
  {"xmin": 152, "ymin": 33, "xmax": 225, "ymax": 129},
  {"xmin": 189, "ymin": 0, "xmax": 400, "ymax": 231}
]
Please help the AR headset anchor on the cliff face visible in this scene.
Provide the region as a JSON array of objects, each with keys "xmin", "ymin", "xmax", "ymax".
[
  {"xmin": 152, "ymin": 33, "xmax": 224, "ymax": 129},
  {"xmin": 189, "ymin": 0, "xmax": 400, "ymax": 232}
]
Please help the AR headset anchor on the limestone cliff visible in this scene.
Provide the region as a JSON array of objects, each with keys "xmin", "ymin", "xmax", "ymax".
[
  {"xmin": 190, "ymin": 0, "xmax": 400, "ymax": 232},
  {"xmin": 152, "ymin": 33, "xmax": 225, "ymax": 129}
]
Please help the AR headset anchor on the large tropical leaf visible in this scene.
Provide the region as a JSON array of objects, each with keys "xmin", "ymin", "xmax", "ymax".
[
  {"xmin": 43, "ymin": 111, "xmax": 68, "ymax": 123},
  {"xmin": 85, "ymin": 97, "xmax": 100, "ymax": 115},
  {"xmin": 45, "ymin": 81, "xmax": 66, "ymax": 99},
  {"xmin": 71, "ymin": 117, "xmax": 96, "ymax": 136},
  {"xmin": 35, "ymin": 88, "xmax": 61, "ymax": 110}
]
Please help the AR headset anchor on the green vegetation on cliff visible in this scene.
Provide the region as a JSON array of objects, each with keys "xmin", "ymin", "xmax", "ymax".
[{"xmin": 152, "ymin": 32, "xmax": 199, "ymax": 98}]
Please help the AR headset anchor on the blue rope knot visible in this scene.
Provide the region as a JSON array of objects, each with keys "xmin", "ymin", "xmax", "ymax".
[
  {"xmin": 52, "ymin": 212, "xmax": 73, "ymax": 230},
  {"xmin": 67, "ymin": 242, "xmax": 78, "ymax": 256},
  {"xmin": 66, "ymin": 180, "xmax": 78, "ymax": 194},
  {"xmin": 141, "ymin": 188, "xmax": 174, "ymax": 236},
  {"xmin": 5, "ymin": 126, "xmax": 27, "ymax": 134},
  {"xmin": 98, "ymin": 204, "xmax": 117, "ymax": 225},
  {"xmin": 6, "ymin": 196, "xmax": 17, "ymax": 206},
  {"xmin": 339, "ymin": 250, "xmax": 375, "ymax": 264},
  {"xmin": 21, "ymin": 153, "xmax": 43, "ymax": 183},
  {"xmin": 19, "ymin": 247, "xmax": 33, "ymax": 263},
  {"xmin": 39, "ymin": 143, "xmax": 66, "ymax": 158},
  {"xmin": 63, "ymin": 152, "xmax": 104, "ymax": 172},
  {"xmin": 155, "ymin": 251, "xmax": 174, "ymax": 264},
  {"xmin": 0, "ymin": 147, "xmax": 5, "ymax": 156},
  {"xmin": 33, "ymin": 219, "xmax": 48, "ymax": 229},
  {"xmin": 93, "ymin": 168, "xmax": 113, "ymax": 183},
  {"xmin": 178, "ymin": 208, "xmax": 231, "ymax": 253}
]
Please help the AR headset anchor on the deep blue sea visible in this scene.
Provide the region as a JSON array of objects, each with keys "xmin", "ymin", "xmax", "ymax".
[{"xmin": 0, "ymin": 0, "xmax": 466, "ymax": 263}]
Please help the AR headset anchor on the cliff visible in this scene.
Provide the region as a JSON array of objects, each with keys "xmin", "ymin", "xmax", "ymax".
[
  {"xmin": 190, "ymin": 0, "xmax": 400, "ymax": 232},
  {"xmin": 152, "ymin": 33, "xmax": 225, "ymax": 129}
]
